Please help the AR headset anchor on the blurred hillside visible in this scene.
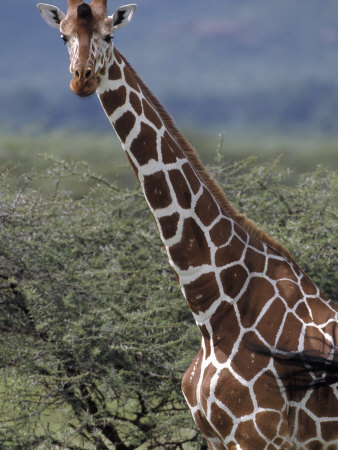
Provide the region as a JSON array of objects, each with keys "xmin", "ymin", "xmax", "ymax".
[{"xmin": 1, "ymin": 0, "xmax": 338, "ymax": 134}]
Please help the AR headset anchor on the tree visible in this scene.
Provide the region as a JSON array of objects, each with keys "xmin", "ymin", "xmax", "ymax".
[{"xmin": 0, "ymin": 155, "xmax": 336, "ymax": 448}]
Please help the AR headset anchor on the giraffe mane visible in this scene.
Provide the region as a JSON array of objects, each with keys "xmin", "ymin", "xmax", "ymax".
[{"xmin": 119, "ymin": 52, "xmax": 297, "ymax": 266}]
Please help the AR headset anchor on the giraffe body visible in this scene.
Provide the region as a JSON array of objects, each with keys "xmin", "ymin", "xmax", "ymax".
[{"xmin": 37, "ymin": 2, "xmax": 338, "ymax": 448}]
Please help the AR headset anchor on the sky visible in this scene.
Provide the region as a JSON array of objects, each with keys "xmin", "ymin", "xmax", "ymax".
[{"xmin": 2, "ymin": 1, "xmax": 338, "ymax": 133}]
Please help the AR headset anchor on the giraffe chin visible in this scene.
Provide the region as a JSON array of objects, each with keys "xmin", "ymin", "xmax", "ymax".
[{"xmin": 70, "ymin": 78, "xmax": 98, "ymax": 97}]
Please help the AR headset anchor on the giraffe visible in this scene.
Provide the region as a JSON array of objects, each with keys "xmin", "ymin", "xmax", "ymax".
[{"xmin": 37, "ymin": 2, "xmax": 338, "ymax": 448}]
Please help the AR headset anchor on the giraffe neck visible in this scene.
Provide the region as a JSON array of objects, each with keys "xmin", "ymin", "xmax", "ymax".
[{"xmin": 96, "ymin": 47, "xmax": 289, "ymax": 327}]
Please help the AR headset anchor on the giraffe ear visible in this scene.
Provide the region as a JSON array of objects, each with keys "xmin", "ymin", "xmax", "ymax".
[
  {"xmin": 37, "ymin": 3, "xmax": 66, "ymax": 30},
  {"xmin": 110, "ymin": 4, "xmax": 137, "ymax": 31}
]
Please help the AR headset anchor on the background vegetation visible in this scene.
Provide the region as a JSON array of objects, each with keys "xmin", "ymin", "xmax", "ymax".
[
  {"xmin": 1, "ymin": 131, "xmax": 337, "ymax": 195},
  {"xmin": 0, "ymin": 143, "xmax": 336, "ymax": 448}
]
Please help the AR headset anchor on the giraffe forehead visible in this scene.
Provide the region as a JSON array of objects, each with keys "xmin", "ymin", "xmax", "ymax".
[{"xmin": 60, "ymin": 3, "xmax": 111, "ymax": 36}]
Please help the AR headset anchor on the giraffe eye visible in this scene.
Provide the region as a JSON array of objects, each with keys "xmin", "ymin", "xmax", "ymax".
[
  {"xmin": 61, "ymin": 35, "xmax": 68, "ymax": 44},
  {"xmin": 103, "ymin": 35, "xmax": 113, "ymax": 43}
]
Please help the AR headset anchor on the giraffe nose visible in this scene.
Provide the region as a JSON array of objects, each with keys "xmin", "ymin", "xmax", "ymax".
[
  {"xmin": 74, "ymin": 66, "xmax": 93, "ymax": 81},
  {"xmin": 70, "ymin": 64, "xmax": 98, "ymax": 97}
]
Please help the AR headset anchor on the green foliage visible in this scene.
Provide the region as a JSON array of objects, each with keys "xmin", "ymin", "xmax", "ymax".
[
  {"xmin": 0, "ymin": 160, "xmax": 201, "ymax": 449},
  {"xmin": 0, "ymin": 154, "xmax": 336, "ymax": 449}
]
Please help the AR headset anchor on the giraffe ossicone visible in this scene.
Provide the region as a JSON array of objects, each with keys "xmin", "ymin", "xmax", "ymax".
[{"xmin": 37, "ymin": 2, "xmax": 338, "ymax": 448}]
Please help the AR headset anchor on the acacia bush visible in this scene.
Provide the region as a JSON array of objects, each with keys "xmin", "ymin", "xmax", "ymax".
[{"xmin": 0, "ymin": 155, "xmax": 336, "ymax": 449}]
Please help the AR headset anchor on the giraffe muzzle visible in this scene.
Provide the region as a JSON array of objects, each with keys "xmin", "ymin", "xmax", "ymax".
[{"xmin": 70, "ymin": 65, "xmax": 98, "ymax": 97}]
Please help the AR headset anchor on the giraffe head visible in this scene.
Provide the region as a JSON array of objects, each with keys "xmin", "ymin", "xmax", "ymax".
[{"xmin": 37, "ymin": 1, "xmax": 136, "ymax": 97}]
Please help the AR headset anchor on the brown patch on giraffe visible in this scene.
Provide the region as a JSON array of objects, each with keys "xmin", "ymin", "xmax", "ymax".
[
  {"xmin": 210, "ymin": 402, "xmax": 233, "ymax": 439},
  {"xmin": 200, "ymin": 325, "xmax": 212, "ymax": 358},
  {"xmin": 211, "ymin": 304, "xmax": 240, "ymax": 363},
  {"xmin": 233, "ymin": 223, "xmax": 248, "ymax": 243},
  {"xmin": 158, "ymin": 212, "xmax": 180, "ymax": 240},
  {"xmin": 231, "ymin": 332, "xmax": 269, "ymax": 381},
  {"xmin": 295, "ymin": 301, "xmax": 312, "ymax": 324},
  {"xmin": 326, "ymin": 320, "xmax": 338, "ymax": 347},
  {"xmin": 129, "ymin": 91, "xmax": 142, "ymax": 116},
  {"xmin": 244, "ymin": 245, "xmax": 266, "ymax": 273},
  {"xmin": 161, "ymin": 131, "xmax": 185, "ymax": 164},
  {"xmin": 200, "ymin": 363, "xmax": 217, "ymax": 412},
  {"xmin": 168, "ymin": 169, "xmax": 192, "ymax": 209},
  {"xmin": 296, "ymin": 409, "xmax": 318, "ymax": 441},
  {"xmin": 220, "ymin": 264, "xmax": 248, "ymax": 299},
  {"xmin": 256, "ymin": 297, "xmax": 286, "ymax": 346},
  {"xmin": 194, "ymin": 188, "xmax": 219, "ymax": 226},
  {"xmin": 105, "ymin": 47, "xmax": 112, "ymax": 64},
  {"xmin": 235, "ymin": 420, "xmax": 267, "ymax": 448},
  {"xmin": 108, "ymin": 61, "xmax": 122, "ymax": 80},
  {"xmin": 194, "ymin": 410, "xmax": 218, "ymax": 439},
  {"xmin": 304, "ymin": 326, "xmax": 331, "ymax": 356},
  {"xmin": 182, "ymin": 162, "xmax": 201, "ymax": 194},
  {"xmin": 214, "ymin": 368, "xmax": 254, "ymax": 417},
  {"xmin": 142, "ymin": 99, "xmax": 162, "ymax": 129},
  {"xmin": 276, "ymin": 280, "xmax": 303, "ymax": 308},
  {"xmin": 249, "ymin": 236, "xmax": 265, "ymax": 253},
  {"xmin": 267, "ymin": 259, "xmax": 298, "ymax": 282},
  {"xmin": 143, "ymin": 170, "xmax": 171, "ymax": 210},
  {"xmin": 285, "ymin": 405, "xmax": 298, "ymax": 439},
  {"xmin": 306, "ymin": 297, "xmax": 336, "ymax": 326},
  {"xmin": 100, "ymin": 86, "xmax": 127, "ymax": 116},
  {"xmin": 123, "ymin": 65, "xmax": 140, "ymax": 92},
  {"xmin": 183, "ymin": 272, "xmax": 219, "ymax": 314},
  {"xmin": 114, "ymin": 111, "xmax": 136, "ymax": 143},
  {"xmin": 256, "ymin": 411, "xmax": 282, "ymax": 441},
  {"xmin": 215, "ymin": 235, "xmax": 245, "ymax": 268},
  {"xmin": 113, "ymin": 47, "xmax": 123, "ymax": 64},
  {"xmin": 300, "ymin": 275, "xmax": 318, "ymax": 296},
  {"xmin": 271, "ymin": 437, "xmax": 289, "ymax": 449},
  {"xmin": 306, "ymin": 442, "xmax": 325, "ymax": 450},
  {"xmin": 276, "ymin": 312, "xmax": 303, "ymax": 352},
  {"xmin": 130, "ymin": 122, "xmax": 158, "ymax": 165},
  {"xmin": 237, "ymin": 277, "xmax": 275, "ymax": 329},
  {"xmin": 321, "ymin": 420, "xmax": 338, "ymax": 442},
  {"xmin": 169, "ymin": 218, "xmax": 211, "ymax": 271},
  {"xmin": 181, "ymin": 348, "xmax": 203, "ymax": 408},
  {"xmin": 253, "ymin": 370, "xmax": 284, "ymax": 410},
  {"xmin": 209, "ymin": 218, "xmax": 233, "ymax": 248}
]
